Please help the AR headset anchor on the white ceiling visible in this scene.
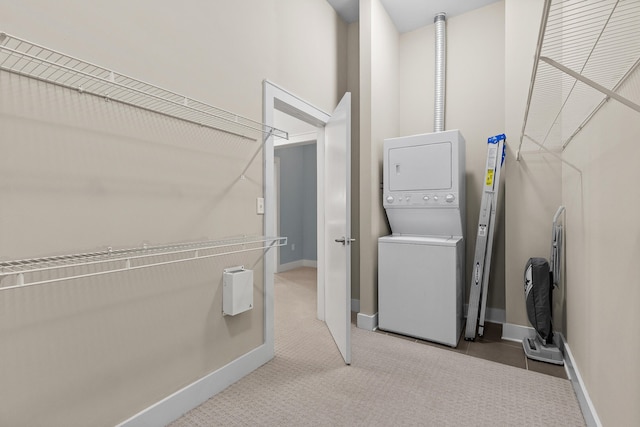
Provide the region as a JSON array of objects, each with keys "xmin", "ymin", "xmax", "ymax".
[{"xmin": 326, "ymin": 0, "xmax": 500, "ymax": 33}]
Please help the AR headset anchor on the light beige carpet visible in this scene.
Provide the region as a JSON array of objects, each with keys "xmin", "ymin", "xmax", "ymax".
[{"xmin": 170, "ymin": 267, "xmax": 585, "ymax": 426}]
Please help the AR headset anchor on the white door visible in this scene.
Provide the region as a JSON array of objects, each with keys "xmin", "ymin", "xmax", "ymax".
[{"xmin": 324, "ymin": 93, "xmax": 352, "ymax": 365}]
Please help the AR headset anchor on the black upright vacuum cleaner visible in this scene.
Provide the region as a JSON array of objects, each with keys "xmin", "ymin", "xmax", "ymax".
[{"xmin": 523, "ymin": 206, "xmax": 565, "ymax": 365}]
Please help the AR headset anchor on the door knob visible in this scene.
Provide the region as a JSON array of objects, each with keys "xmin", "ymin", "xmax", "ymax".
[{"xmin": 335, "ymin": 237, "xmax": 356, "ymax": 245}]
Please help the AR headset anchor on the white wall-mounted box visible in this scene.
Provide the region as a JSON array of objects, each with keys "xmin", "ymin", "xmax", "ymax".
[{"xmin": 222, "ymin": 266, "xmax": 253, "ymax": 316}]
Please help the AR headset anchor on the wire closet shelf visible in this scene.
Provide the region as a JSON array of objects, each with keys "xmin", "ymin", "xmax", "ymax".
[
  {"xmin": 0, "ymin": 32, "xmax": 289, "ymax": 290},
  {"xmin": 0, "ymin": 236, "xmax": 288, "ymax": 290},
  {"xmin": 0, "ymin": 31, "xmax": 288, "ymax": 140},
  {"xmin": 517, "ymin": 0, "xmax": 640, "ymax": 159}
]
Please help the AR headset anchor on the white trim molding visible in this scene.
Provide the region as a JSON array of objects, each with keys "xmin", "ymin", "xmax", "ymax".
[
  {"xmin": 463, "ymin": 304, "xmax": 505, "ymax": 325},
  {"xmin": 274, "ymin": 130, "xmax": 317, "ymax": 147},
  {"xmin": 277, "ymin": 259, "xmax": 318, "ymax": 273},
  {"xmin": 357, "ymin": 312, "xmax": 378, "ymax": 331},
  {"xmin": 486, "ymin": 307, "xmax": 506, "ymax": 324},
  {"xmin": 117, "ymin": 344, "xmax": 271, "ymax": 427},
  {"xmin": 501, "ymin": 322, "xmax": 537, "ymax": 343},
  {"xmin": 561, "ymin": 339, "xmax": 602, "ymax": 427}
]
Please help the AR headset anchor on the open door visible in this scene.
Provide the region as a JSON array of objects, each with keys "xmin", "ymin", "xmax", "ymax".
[{"xmin": 324, "ymin": 93, "xmax": 352, "ymax": 365}]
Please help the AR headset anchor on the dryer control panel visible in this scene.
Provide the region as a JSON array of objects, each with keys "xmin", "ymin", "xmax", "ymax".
[{"xmin": 384, "ymin": 192, "xmax": 459, "ymax": 207}]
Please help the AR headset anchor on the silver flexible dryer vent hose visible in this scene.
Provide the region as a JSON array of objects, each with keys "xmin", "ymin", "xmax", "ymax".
[{"xmin": 434, "ymin": 13, "xmax": 446, "ymax": 133}]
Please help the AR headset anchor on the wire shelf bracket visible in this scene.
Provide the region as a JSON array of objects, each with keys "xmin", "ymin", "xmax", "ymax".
[
  {"xmin": 517, "ymin": 0, "xmax": 640, "ymax": 160},
  {"xmin": 0, "ymin": 31, "xmax": 288, "ymax": 141}
]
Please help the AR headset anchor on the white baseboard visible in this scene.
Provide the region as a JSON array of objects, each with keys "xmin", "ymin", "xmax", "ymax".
[
  {"xmin": 501, "ymin": 322, "xmax": 536, "ymax": 342},
  {"xmin": 561, "ymin": 338, "xmax": 602, "ymax": 427},
  {"xmin": 277, "ymin": 260, "xmax": 304, "ymax": 272},
  {"xmin": 351, "ymin": 298, "xmax": 360, "ymax": 313},
  {"xmin": 277, "ymin": 259, "xmax": 317, "ymax": 272},
  {"xmin": 484, "ymin": 307, "xmax": 505, "ymax": 324},
  {"xmin": 117, "ymin": 344, "xmax": 272, "ymax": 427},
  {"xmin": 357, "ymin": 312, "xmax": 378, "ymax": 331},
  {"xmin": 463, "ymin": 304, "xmax": 505, "ymax": 324}
]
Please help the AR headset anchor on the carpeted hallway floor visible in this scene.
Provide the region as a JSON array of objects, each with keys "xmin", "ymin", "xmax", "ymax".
[{"xmin": 170, "ymin": 267, "xmax": 585, "ymax": 426}]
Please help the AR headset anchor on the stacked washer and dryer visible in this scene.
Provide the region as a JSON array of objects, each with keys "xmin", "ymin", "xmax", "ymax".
[{"xmin": 378, "ymin": 130, "xmax": 465, "ymax": 347}]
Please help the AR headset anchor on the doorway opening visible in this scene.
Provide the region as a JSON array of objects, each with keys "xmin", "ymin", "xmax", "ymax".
[
  {"xmin": 274, "ymin": 111, "xmax": 318, "ymax": 274},
  {"xmin": 263, "ymin": 80, "xmax": 352, "ymax": 365}
]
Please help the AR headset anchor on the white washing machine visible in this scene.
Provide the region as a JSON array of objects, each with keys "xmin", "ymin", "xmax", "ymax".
[
  {"xmin": 378, "ymin": 130, "xmax": 465, "ymax": 347},
  {"xmin": 378, "ymin": 235, "xmax": 463, "ymax": 347}
]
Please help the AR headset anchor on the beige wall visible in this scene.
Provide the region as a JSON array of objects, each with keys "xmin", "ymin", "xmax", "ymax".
[
  {"xmin": 358, "ymin": 0, "xmax": 398, "ymax": 315},
  {"xmin": 398, "ymin": 2, "xmax": 506, "ymax": 314},
  {"xmin": 274, "ymin": 0, "xmax": 349, "ymax": 112},
  {"xmin": 1, "ymin": 0, "xmax": 346, "ymax": 120},
  {"xmin": 0, "ymin": 71, "xmax": 267, "ymax": 426},
  {"xmin": 562, "ymin": 69, "xmax": 640, "ymax": 426},
  {"xmin": 0, "ymin": 1, "xmax": 347, "ymax": 425}
]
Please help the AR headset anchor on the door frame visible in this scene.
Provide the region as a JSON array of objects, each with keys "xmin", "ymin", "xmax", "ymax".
[
  {"xmin": 263, "ymin": 80, "xmax": 331, "ymax": 354},
  {"xmin": 274, "ymin": 155, "xmax": 280, "ymax": 273}
]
